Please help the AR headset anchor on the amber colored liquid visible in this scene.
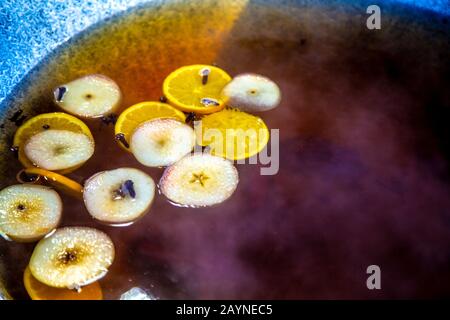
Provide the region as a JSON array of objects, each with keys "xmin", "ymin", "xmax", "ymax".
[{"xmin": 1, "ymin": 0, "xmax": 450, "ymax": 299}]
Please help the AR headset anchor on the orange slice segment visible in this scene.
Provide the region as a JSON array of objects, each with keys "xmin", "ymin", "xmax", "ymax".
[
  {"xmin": 195, "ymin": 107, "xmax": 270, "ymax": 160},
  {"xmin": 24, "ymin": 266, "xmax": 102, "ymax": 300},
  {"xmin": 163, "ymin": 65, "xmax": 231, "ymax": 114},
  {"xmin": 20, "ymin": 168, "xmax": 83, "ymax": 199},
  {"xmin": 114, "ymin": 101, "xmax": 186, "ymax": 151},
  {"xmin": 13, "ymin": 112, "xmax": 94, "ymax": 174}
]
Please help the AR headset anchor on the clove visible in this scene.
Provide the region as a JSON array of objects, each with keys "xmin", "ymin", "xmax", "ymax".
[
  {"xmin": 115, "ymin": 133, "xmax": 129, "ymax": 148},
  {"xmin": 185, "ymin": 112, "xmax": 196, "ymax": 124},
  {"xmin": 8, "ymin": 110, "xmax": 27, "ymax": 126},
  {"xmin": 55, "ymin": 86, "xmax": 67, "ymax": 102},
  {"xmin": 199, "ymin": 68, "xmax": 211, "ymax": 85},
  {"xmin": 10, "ymin": 146, "xmax": 19, "ymax": 158},
  {"xmin": 16, "ymin": 169, "xmax": 40, "ymax": 183},
  {"xmin": 101, "ymin": 113, "xmax": 118, "ymax": 126},
  {"xmin": 113, "ymin": 180, "xmax": 136, "ymax": 200},
  {"xmin": 123, "ymin": 180, "xmax": 136, "ymax": 198},
  {"xmin": 200, "ymin": 98, "xmax": 220, "ymax": 107}
]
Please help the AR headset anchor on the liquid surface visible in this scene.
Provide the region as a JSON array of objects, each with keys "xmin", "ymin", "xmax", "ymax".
[{"xmin": 1, "ymin": 0, "xmax": 450, "ymax": 299}]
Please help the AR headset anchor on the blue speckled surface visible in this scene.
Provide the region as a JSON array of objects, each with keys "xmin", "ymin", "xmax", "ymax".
[
  {"xmin": 0, "ymin": 0, "xmax": 151, "ymax": 103},
  {"xmin": 0, "ymin": 0, "xmax": 449, "ymax": 105}
]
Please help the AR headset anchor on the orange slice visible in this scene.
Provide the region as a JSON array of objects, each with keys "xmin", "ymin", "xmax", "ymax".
[
  {"xmin": 114, "ymin": 101, "xmax": 186, "ymax": 151},
  {"xmin": 24, "ymin": 266, "xmax": 102, "ymax": 300},
  {"xmin": 163, "ymin": 65, "xmax": 231, "ymax": 114},
  {"xmin": 195, "ymin": 107, "xmax": 270, "ymax": 160},
  {"xmin": 13, "ymin": 112, "xmax": 94, "ymax": 174},
  {"xmin": 20, "ymin": 168, "xmax": 83, "ymax": 199}
]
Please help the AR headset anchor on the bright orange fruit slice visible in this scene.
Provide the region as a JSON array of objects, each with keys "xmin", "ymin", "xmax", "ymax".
[
  {"xmin": 19, "ymin": 168, "xmax": 83, "ymax": 199},
  {"xmin": 24, "ymin": 266, "xmax": 103, "ymax": 300},
  {"xmin": 13, "ymin": 112, "xmax": 93, "ymax": 174},
  {"xmin": 195, "ymin": 107, "xmax": 270, "ymax": 160},
  {"xmin": 114, "ymin": 101, "xmax": 186, "ymax": 151},
  {"xmin": 163, "ymin": 65, "xmax": 231, "ymax": 114}
]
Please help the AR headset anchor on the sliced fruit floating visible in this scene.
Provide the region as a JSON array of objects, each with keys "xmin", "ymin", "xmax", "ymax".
[
  {"xmin": 24, "ymin": 129, "xmax": 94, "ymax": 171},
  {"xmin": 195, "ymin": 107, "xmax": 270, "ymax": 160},
  {"xmin": 83, "ymin": 168, "xmax": 155, "ymax": 225},
  {"xmin": 159, "ymin": 154, "xmax": 239, "ymax": 207},
  {"xmin": 163, "ymin": 64, "xmax": 231, "ymax": 114},
  {"xmin": 24, "ymin": 266, "xmax": 103, "ymax": 300},
  {"xmin": 29, "ymin": 227, "xmax": 115, "ymax": 289},
  {"xmin": 13, "ymin": 112, "xmax": 94, "ymax": 174},
  {"xmin": 17, "ymin": 168, "xmax": 83, "ymax": 199},
  {"xmin": 0, "ymin": 184, "xmax": 62, "ymax": 242},
  {"xmin": 54, "ymin": 74, "xmax": 122, "ymax": 118},
  {"xmin": 114, "ymin": 101, "xmax": 186, "ymax": 152},
  {"xmin": 221, "ymin": 73, "xmax": 281, "ymax": 112},
  {"xmin": 130, "ymin": 118, "xmax": 196, "ymax": 167}
]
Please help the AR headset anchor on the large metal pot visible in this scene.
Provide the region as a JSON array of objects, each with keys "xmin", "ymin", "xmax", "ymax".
[{"xmin": 0, "ymin": 0, "xmax": 449, "ymax": 299}]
